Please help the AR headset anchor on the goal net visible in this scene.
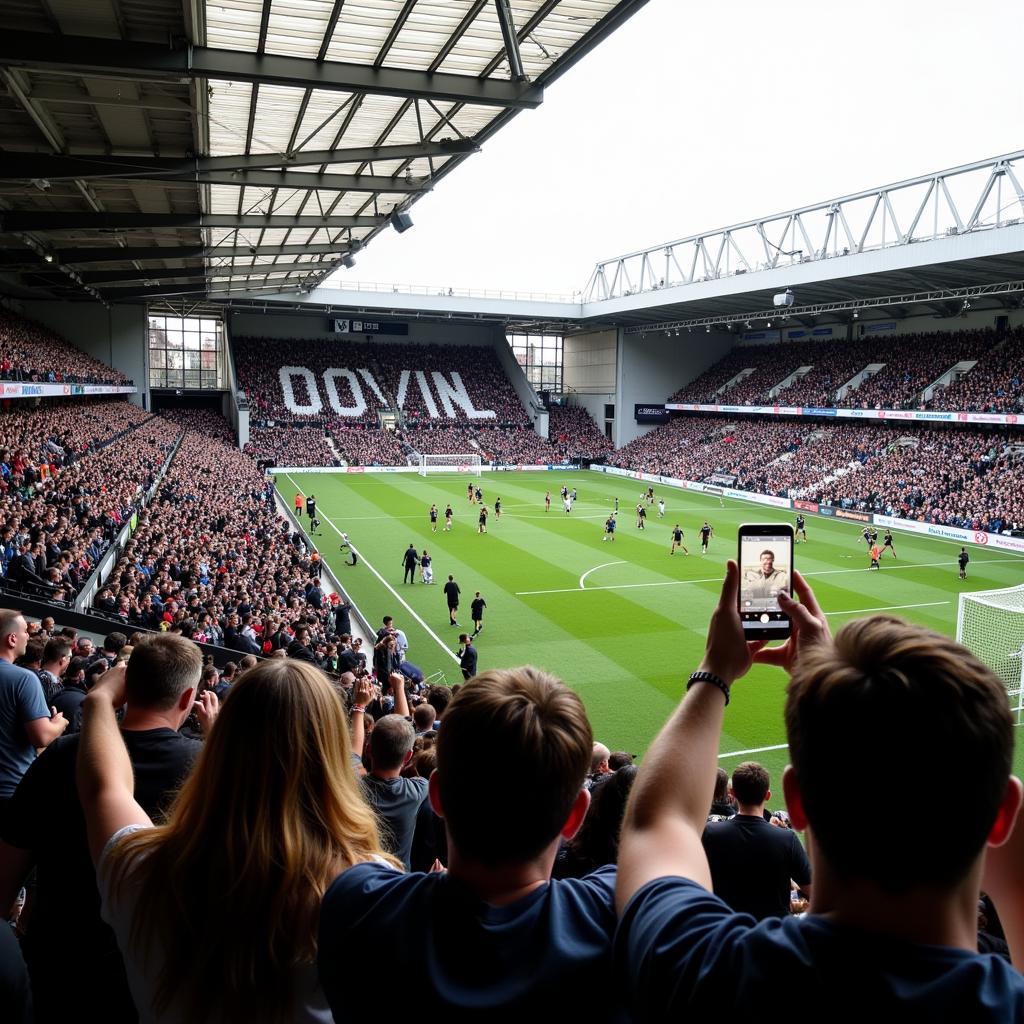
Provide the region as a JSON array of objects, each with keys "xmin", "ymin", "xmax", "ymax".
[
  {"xmin": 418, "ymin": 453, "xmax": 482, "ymax": 477},
  {"xmin": 957, "ymin": 583, "xmax": 1024, "ymax": 721}
]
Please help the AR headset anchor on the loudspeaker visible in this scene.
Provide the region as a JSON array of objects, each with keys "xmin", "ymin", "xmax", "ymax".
[{"xmin": 391, "ymin": 211, "xmax": 414, "ymax": 233}]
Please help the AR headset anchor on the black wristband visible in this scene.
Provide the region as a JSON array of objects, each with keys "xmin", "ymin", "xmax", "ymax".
[{"xmin": 686, "ymin": 671, "xmax": 730, "ymax": 706}]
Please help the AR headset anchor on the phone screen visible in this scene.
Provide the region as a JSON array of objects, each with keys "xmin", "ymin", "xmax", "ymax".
[{"xmin": 738, "ymin": 525, "xmax": 793, "ymax": 638}]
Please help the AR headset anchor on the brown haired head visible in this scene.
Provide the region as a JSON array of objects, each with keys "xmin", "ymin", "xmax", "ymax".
[
  {"xmin": 435, "ymin": 666, "xmax": 592, "ymax": 866},
  {"xmin": 786, "ymin": 615, "xmax": 1014, "ymax": 891}
]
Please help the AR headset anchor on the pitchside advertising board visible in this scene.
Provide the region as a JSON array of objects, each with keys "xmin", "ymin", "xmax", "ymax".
[
  {"xmin": 665, "ymin": 402, "xmax": 1020, "ymax": 427},
  {"xmin": 2, "ymin": 383, "xmax": 135, "ymax": 398}
]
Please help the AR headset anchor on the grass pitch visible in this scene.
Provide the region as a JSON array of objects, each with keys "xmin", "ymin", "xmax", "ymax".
[{"xmin": 282, "ymin": 470, "xmax": 1024, "ymax": 784}]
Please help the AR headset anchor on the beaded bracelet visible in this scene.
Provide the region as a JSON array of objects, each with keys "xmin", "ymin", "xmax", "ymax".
[{"xmin": 686, "ymin": 671, "xmax": 730, "ymax": 706}]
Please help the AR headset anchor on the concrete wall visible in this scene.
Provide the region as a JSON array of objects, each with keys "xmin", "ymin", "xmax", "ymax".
[
  {"xmin": 615, "ymin": 330, "xmax": 734, "ymax": 446},
  {"xmin": 20, "ymin": 300, "xmax": 148, "ymax": 409},
  {"xmin": 564, "ymin": 329, "xmax": 617, "ymax": 393}
]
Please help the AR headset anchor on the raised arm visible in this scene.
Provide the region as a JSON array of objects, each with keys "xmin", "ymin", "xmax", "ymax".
[
  {"xmin": 389, "ymin": 671, "xmax": 410, "ymax": 719},
  {"xmin": 616, "ymin": 561, "xmax": 754, "ymax": 911},
  {"xmin": 76, "ymin": 666, "xmax": 151, "ymax": 866}
]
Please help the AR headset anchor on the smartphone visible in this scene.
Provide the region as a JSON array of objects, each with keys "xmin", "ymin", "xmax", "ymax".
[{"xmin": 737, "ymin": 523, "xmax": 794, "ymax": 640}]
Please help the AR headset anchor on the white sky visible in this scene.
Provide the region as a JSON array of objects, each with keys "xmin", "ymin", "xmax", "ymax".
[{"xmin": 324, "ymin": 0, "xmax": 1024, "ymax": 297}]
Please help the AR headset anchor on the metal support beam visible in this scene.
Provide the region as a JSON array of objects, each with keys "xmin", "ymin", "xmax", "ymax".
[
  {"xmin": 0, "ymin": 141, "xmax": 477, "ymax": 182},
  {"xmin": 30, "ymin": 260, "xmax": 338, "ymax": 286},
  {"xmin": 44, "ymin": 243, "xmax": 354, "ymax": 265},
  {"xmin": 26, "ymin": 84, "xmax": 191, "ymax": 112},
  {"xmin": 0, "ymin": 212, "xmax": 384, "ymax": 231},
  {"xmin": 494, "ymin": 0, "xmax": 527, "ymax": 81},
  {"xmin": 0, "ymin": 31, "xmax": 544, "ymax": 109},
  {"xmin": 187, "ymin": 169, "xmax": 428, "ymax": 192}
]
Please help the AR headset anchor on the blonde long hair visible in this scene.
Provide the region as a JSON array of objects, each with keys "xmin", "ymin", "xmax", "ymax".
[{"xmin": 107, "ymin": 658, "xmax": 390, "ymax": 1022}]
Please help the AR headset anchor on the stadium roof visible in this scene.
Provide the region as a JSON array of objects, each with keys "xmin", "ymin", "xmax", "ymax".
[{"xmin": 0, "ymin": 0, "xmax": 647, "ymax": 304}]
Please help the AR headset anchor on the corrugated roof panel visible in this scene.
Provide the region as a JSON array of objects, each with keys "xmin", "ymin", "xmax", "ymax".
[
  {"xmin": 380, "ymin": 1, "xmax": 469, "ymax": 71},
  {"xmin": 205, "ymin": 0, "xmax": 263, "ymax": 51},
  {"xmin": 208, "ymin": 81, "xmax": 255, "ymax": 155},
  {"xmin": 325, "ymin": 0, "xmax": 408, "ymax": 64},
  {"xmin": 264, "ymin": 0, "xmax": 334, "ymax": 58}
]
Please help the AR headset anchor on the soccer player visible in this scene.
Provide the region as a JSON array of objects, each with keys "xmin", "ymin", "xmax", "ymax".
[
  {"xmin": 869, "ymin": 543, "xmax": 882, "ymax": 570},
  {"xmin": 563, "ymin": 495, "xmax": 572, "ymax": 514},
  {"xmin": 795, "ymin": 514, "xmax": 807, "ymax": 543},
  {"xmin": 959, "ymin": 547, "xmax": 970, "ymax": 579},
  {"xmin": 306, "ymin": 493, "xmax": 317, "ymax": 522},
  {"xmin": 670, "ymin": 523, "xmax": 688, "ymax": 555},
  {"xmin": 861, "ymin": 526, "xmax": 874, "ymax": 549},
  {"xmin": 429, "ymin": 503, "xmax": 438, "ymax": 533},
  {"xmin": 545, "ymin": 490, "xmax": 551, "ymax": 512},
  {"xmin": 478, "ymin": 506, "xmax": 488, "ymax": 534},
  {"xmin": 571, "ymin": 487, "xmax": 577, "ymax": 502},
  {"xmin": 560, "ymin": 485, "xmax": 569, "ymax": 501},
  {"xmin": 309, "ymin": 514, "xmax": 321, "ymax": 536},
  {"xmin": 699, "ymin": 521, "xmax": 713, "ymax": 554},
  {"xmin": 293, "ymin": 492, "xmax": 303, "ymax": 516},
  {"xmin": 474, "ymin": 485, "xmax": 483, "ymax": 504},
  {"xmin": 444, "ymin": 504, "xmax": 453, "ymax": 531},
  {"xmin": 470, "ymin": 592, "xmax": 487, "ymax": 637},
  {"xmin": 636, "ymin": 503, "xmax": 647, "ymax": 530},
  {"xmin": 657, "ymin": 499, "xmax": 666, "ymax": 518},
  {"xmin": 467, "ymin": 482, "xmax": 475, "ymax": 504},
  {"xmin": 882, "ymin": 528, "xmax": 896, "ymax": 559},
  {"xmin": 646, "ymin": 485, "xmax": 655, "ymax": 505},
  {"xmin": 420, "ymin": 549, "xmax": 433, "ymax": 584},
  {"xmin": 603, "ymin": 515, "xmax": 617, "ymax": 542},
  {"xmin": 443, "ymin": 575, "xmax": 460, "ymax": 625},
  {"xmin": 614, "ymin": 496, "xmax": 619, "ymax": 513},
  {"xmin": 494, "ymin": 497, "xmax": 502, "ymax": 519}
]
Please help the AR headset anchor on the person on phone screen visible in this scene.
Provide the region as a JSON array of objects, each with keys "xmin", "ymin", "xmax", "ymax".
[{"xmin": 742, "ymin": 550, "xmax": 788, "ymax": 601}]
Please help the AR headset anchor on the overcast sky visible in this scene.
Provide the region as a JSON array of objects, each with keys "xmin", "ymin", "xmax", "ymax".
[{"xmin": 324, "ymin": 0, "xmax": 1023, "ymax": 297}]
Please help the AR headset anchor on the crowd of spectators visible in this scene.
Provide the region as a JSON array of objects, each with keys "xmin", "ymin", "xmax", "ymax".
[
  {"xmin": 548, "ymin": 405, "xmax": 614, "ymax": 460},
  {"xmin": 927, "ymin": 327, "xmax": 1024, "ymax": 414},
  {"xmin": 243, "ymin": 426, "xmax": 341, "ymax": 467},
  {"xmin": 233, "ymin": 336, "xmax": 529, "ymax": 427},
  {"xmin": 0, "ymin": 401, "xmax": 178, "ymax": 603},
  {"xmin": 609, "ymin": 415, "xmax": 1024, "ymax": 532},
  {"xmin": 91, "ymin": 410, "xmax": 340, "ymax": 652},
  {"xmin": 667, "ymin": 325, "xmax": 1017, "ymax": 412},
  {"xmin": 0, "ymin": 311, "xmax": 133, "ymax": 386}
]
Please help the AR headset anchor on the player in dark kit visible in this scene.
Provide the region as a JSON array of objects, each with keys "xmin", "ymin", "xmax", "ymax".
[
  {"xmin": 861, "ymin": 526, "xmax": 878, "ymax": 549},
  {"xmin": 636, "ymin": 503, "xmax": 647, "ymax": 530},
  {"xmin": 883, "ymin": 528, "xmax": 897, "ymax": 559},
  {"xmin": 443, "ymin": 575, "xmax": 461, "ymax": 625},
  {"xmin": 467, "ymin": 482, "xmax": 475, "ymax": 503},
  {"xmin": 699, "ymin": 521, "xmax": 713, "ymax": 554},
  {"xmin": 603, "ymin": 515, "xmax": 617, "ymax": 542},
  {"xmin": 474, "ymin": 485, "xmax": 483, "ymax": 504},
  {"xmin": 959, "ymin": 547, "xmax": 970, "ymax": 579},
  {"xmin": 478, "ymin": 506, "xmax": 488, "ymax": 534},
  {"xmin": 544, "ymin": 490, "xmax": 551, "ymax": 512},
  {"xmin": 494, "ymin": 497, "xmax": 502, "ymax": 519},
  {"xmin": 429, "ymin": 503, "xmax": 438, "ymax": 533},
  {"xmin": 306, "ymin": 494, "xmax": 317, "ymax": 521},
  {"xmin": 670, "ymin": 524, "xmax": 688, "ymax": 555},
  {"xmin": 795, "ymin": 514, "xmax": 807, "ymax": 543},
  {"xmin": 470, "ymin": 592, "xmax": 487, "ymax": 636}
]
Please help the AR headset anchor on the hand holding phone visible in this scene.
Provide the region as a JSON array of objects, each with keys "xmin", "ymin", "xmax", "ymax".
[{"xmin": 737, "ymin": 523, "xmax": 794, "ymax": 640}]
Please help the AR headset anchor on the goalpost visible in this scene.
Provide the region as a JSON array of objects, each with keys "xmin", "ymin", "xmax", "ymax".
[
  {"xmin": 957, "ymin": 583, "xmax": 1024, "ymax": 722},
  {"xmin": 418, "ymin": 453, "xmax": 482, "ymax": 477}
]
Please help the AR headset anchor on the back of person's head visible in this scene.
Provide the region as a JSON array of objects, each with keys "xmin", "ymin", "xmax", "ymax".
[
  {"xmin": 568, "ymin": 765, "xmax": 638, "ymax": 871},
  {"xmin": 730, "ymin": 762, "xmax": 770, "ymax": 807},
  {"xmin": 609, "ymin": 750, "xmax": 635, "ymax": 771},
  {"xmin": 427, "ymin": 684, "xmax": 452, "ymax": 718},
  {"xmin": 370, "ymin": 714, "xmax": 415, "ymax": 771},
  {"xmin": 42, "ymin": 637, "xmax": 70, "ymax": 666},
  {"xmin": 786, "ymin": 616, "xmax": 1014, "ymax": 892},
  {"xmin": 124, "ymin": 634, "xmax": 202, "ymax": 710},
  {"xmin": 591, "ymin": 742, "xmax": 611, "ymax": 774},
  {"xmin": 109, "ymin": 658, "xmax": 386, "ymax": 1021},
  {"xmin": 436, "ymin": 666, "xmax": 592, "ymax": 866},
  {"xmin": 414, "ymin": 746, "xmax": 437, "ymax": 779},
  {"xmin": 104, "ymin": 631, "xmax": 128, "ymax": 655},
  {"xmin": 413, "ymin": 703, "xmax": 436, "ymax": 732},
  {"xmin": 712, "ymin": 766, "xmax": 730, "ymax": 804},
  {"xmin": 18, "ymin": 640, "xmax": 43, "ymax": 668}
]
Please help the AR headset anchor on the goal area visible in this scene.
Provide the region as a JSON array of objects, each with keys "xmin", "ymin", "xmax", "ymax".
[
  {"xmin": 417, "ymin": 453, "xmax": 482, "ymax": 476},
  {"xmin": 957, "ymin": 583, "xmax": 1024, "ymax": 721}
]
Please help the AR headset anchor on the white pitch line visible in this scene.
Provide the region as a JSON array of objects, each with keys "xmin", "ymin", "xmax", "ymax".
[
  {"xmin": 718, "ymin": 742, "xmax": 789, "ymax": 759},
  {"xmin": 515, "ymin": 556, "xmax": 1024, "ymax": 596},
  {"xmin": 579, "ymin": 561, "xmax": 625, "ymax": 589},
  {"xmin": 284, "ymin": 475, "xmax": 459, "ymax": 665},
  {"xmin": 823, "ymin": 600, "xmax": 950, "ymax": 617}
]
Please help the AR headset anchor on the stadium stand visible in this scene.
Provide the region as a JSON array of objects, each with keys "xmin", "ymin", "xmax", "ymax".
[
  {"xmin": 548, "ymin": 405, "xmax": 614, "ymax": 460},
  {"xmin": 667, "ymin": 327, "xmax": 1014, "ymax": 411},
  {"xmin": 0, "ymin": 311, "xmax": 133, "ymax": 385},
  {"xmin": 610, "ymin": 416, "xmax": 1024, "ymax": 532},
  {"xmin": 0, "ymin": 401, "xmax": 178, "ymax": 603},
  {"xmin": 94, "ymin": 410, "xmax": 336, "ymax": 646}
]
